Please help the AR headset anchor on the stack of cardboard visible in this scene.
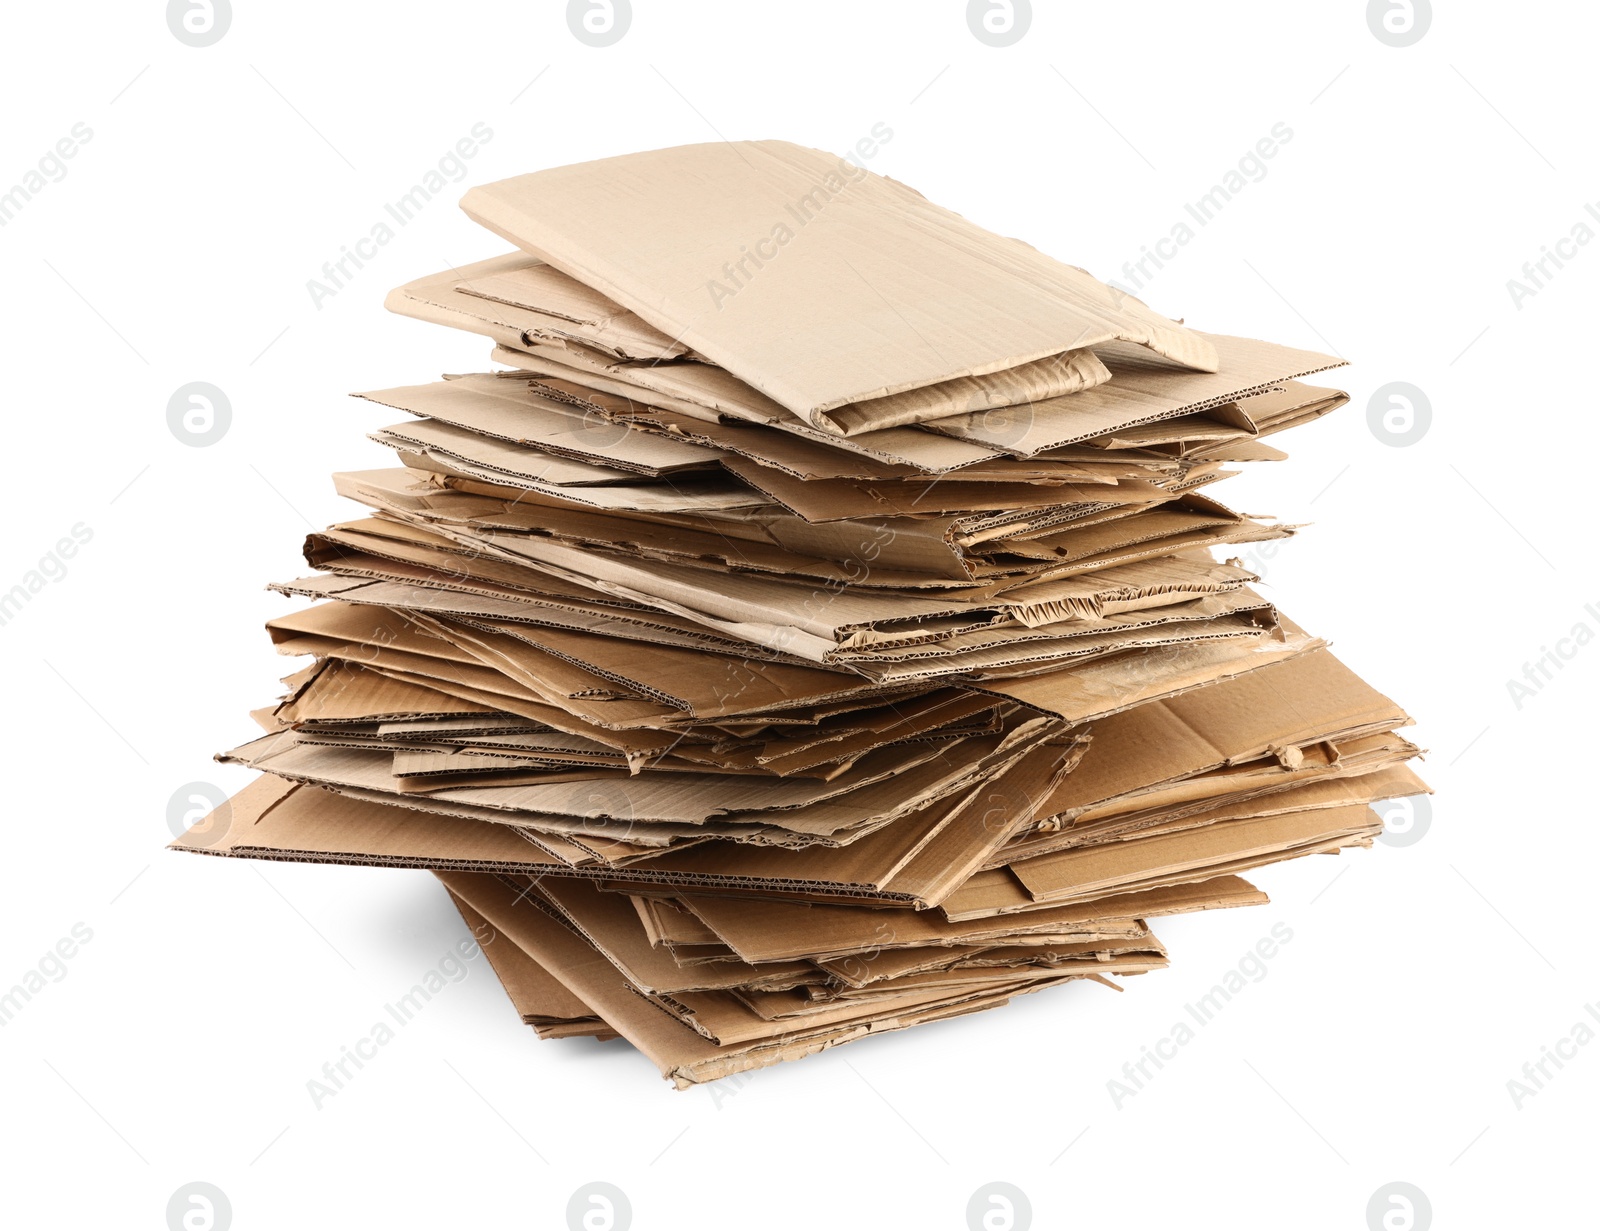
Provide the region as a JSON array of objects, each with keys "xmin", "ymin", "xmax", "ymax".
[{"xmin": 174, "ymin": 142, "xmax": 1427, "ymax": 1087}]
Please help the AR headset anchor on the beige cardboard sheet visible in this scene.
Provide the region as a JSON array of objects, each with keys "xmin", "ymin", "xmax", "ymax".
[
  {"xmin": 929, "ymin": 334, "xmax": 1344, "ymax": 456},
  {"xmin": 460, "ymin": 141, "xmax": 1217, "ymax": 430}
]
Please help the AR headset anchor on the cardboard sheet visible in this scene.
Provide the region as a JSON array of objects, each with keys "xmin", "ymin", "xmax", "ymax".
[{"xmin": 461, "ymin": 141, "xmax": 1217, "ymax": 430}]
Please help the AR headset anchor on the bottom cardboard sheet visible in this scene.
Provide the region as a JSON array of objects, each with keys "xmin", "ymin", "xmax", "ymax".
[{"xmin": 430, "ymin": 867, "xmax": 1263, "ymax": 1087}]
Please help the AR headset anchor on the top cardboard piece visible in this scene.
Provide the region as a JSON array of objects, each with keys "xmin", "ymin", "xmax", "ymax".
[
  {"xmin": 928, "ymin": 336, "xmax": 1346, "ymax": 456},
  {"xmin": 459, "ymin": 141, "xmax": 1219, "ymax": 432}
]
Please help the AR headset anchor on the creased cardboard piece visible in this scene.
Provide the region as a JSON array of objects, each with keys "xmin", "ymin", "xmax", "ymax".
[{"xmin": 445, "ymin": 891, "xmax": 617, "ymax": 1040}]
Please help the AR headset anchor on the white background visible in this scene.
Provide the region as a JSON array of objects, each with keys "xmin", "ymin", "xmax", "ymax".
[{"xmin": 1, "ymin": 2, "xmax": 1595, "ymax": 1228}]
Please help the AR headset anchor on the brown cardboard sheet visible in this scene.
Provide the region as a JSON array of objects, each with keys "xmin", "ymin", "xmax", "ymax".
[
  {"xmin": 989, "ymin": 804, "xmax": 1385, "ymax": 912},
  {"xmin": 673, "ymin": 875, "xmax": 1264, "ymax": 966},
  {"xmin": 444, "ymin": 890, "xmax": 617, "ymax": 1040},
  {"xmin": 441, "ymin": 869, "xmax": 1106, "ymax": 1084}
]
